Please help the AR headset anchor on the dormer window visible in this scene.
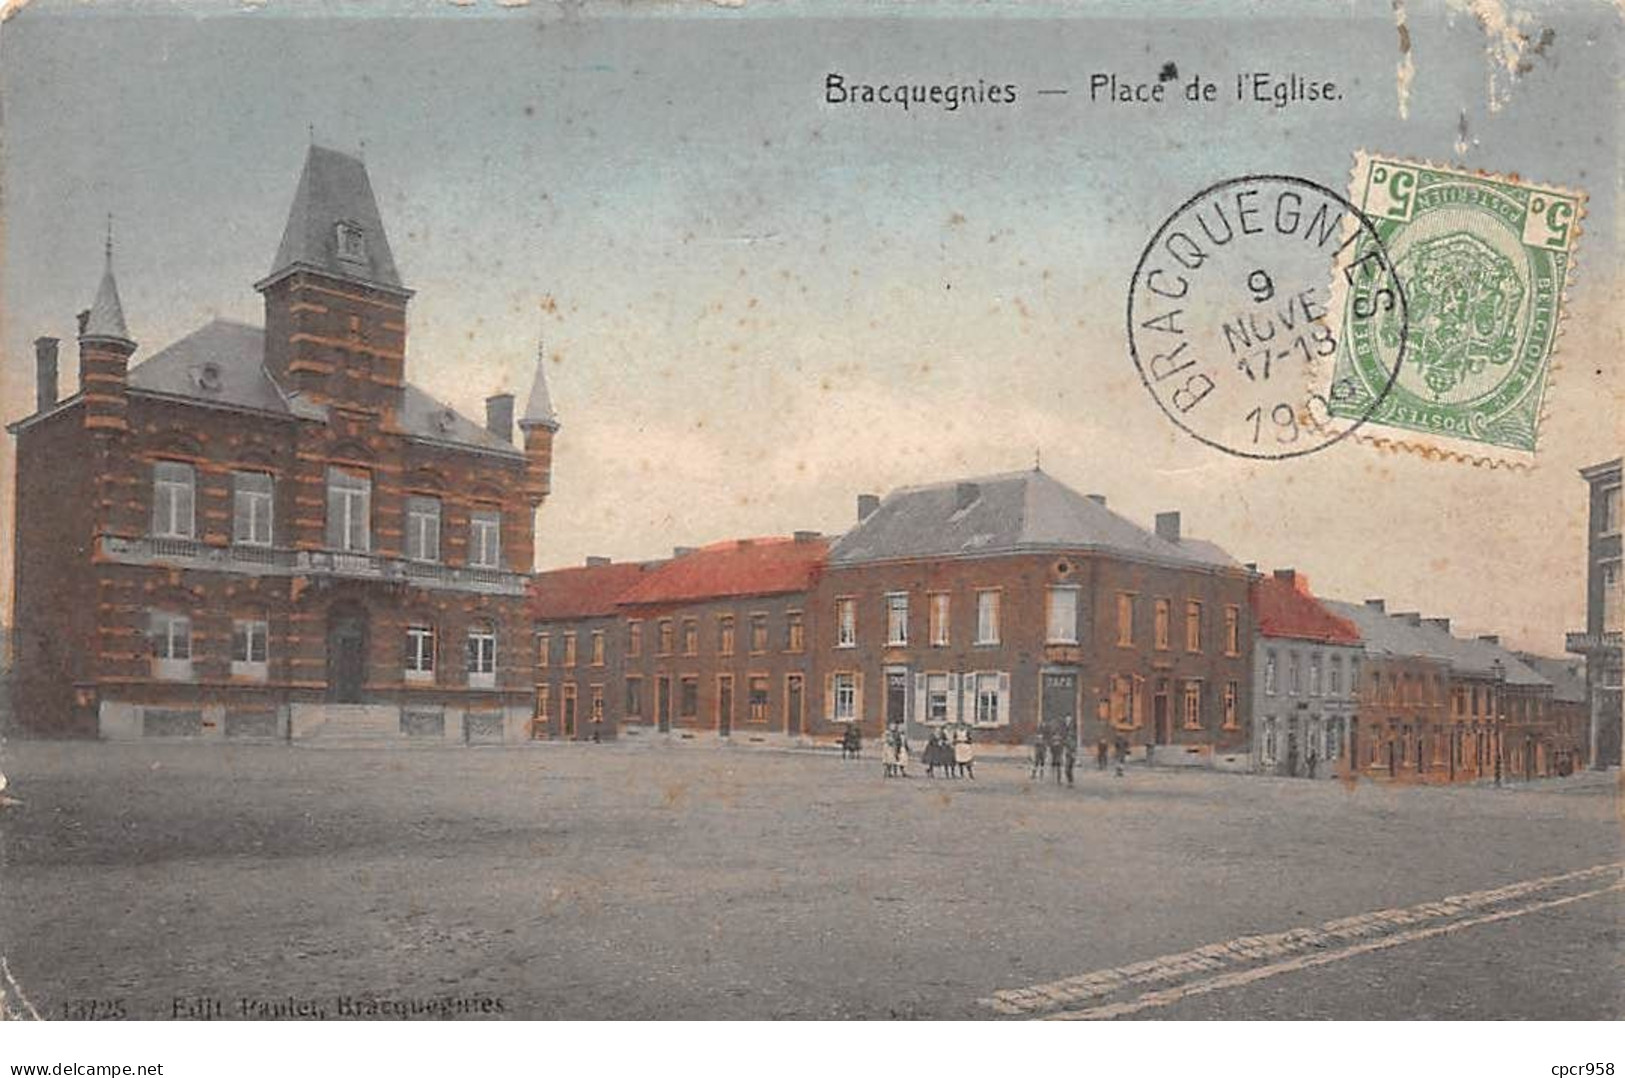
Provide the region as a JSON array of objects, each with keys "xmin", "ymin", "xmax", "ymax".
[{"xmin": 336, "ymin": 222, "xmax": 366, "ymax": 265}]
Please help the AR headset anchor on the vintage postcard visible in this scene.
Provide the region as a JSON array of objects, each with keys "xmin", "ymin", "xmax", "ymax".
[{"xmin": 0, "ymin": 0, "xmax": 1620, "ymax": 1060}]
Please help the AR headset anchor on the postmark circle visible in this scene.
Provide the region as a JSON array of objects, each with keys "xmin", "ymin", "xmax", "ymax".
[{"xmin": 1127, "ymin": 174, "xmax": 1409, "ymax": 460}]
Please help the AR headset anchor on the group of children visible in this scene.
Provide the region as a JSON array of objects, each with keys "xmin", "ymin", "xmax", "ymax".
[{"xmin": 880, "ymin": 723, "xmax": 975, "ymax": 779}]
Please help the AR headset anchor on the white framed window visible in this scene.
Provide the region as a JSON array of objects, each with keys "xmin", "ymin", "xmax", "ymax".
[
  {"xmin": 467, "ymin": 624, "xmax": 496, "ymax": 689},
  {"xmin": 1046, "ymin": 586, "xmax": 1079, "ymax": 644},
  {"xmin": 1289, "ymin": 653, "xmax": 1301, "ymax": 695},
  {"xmin": 928, "ymin": 593, "xmax": 950, "ymax": 647},
  {"xmin": 1224, "ymin": 605, "xmax": 1241, "ymax": 655},
  {"xmin": 406, "ymin": 496, "xmax": 441, "ymax": 562},
  {"xmin": 231, "ymin": 618, "xmax": 269, "ymax": 680},
  {"xmin": 1264, "ymin": 651, "xmax": 1278, "ymax": 695},
  {"xmin": 750, "ymin": 614, "xmax": 769, "ymax": 654},
  {"xmin": 1261, "ymin": 717, "xmax": 1277, "ymax": 764},
  {"xmin": 336, "ymin": 221, "xmax": 367, "ymax": 264},
  {"xmin": 325, "ymin": 467, "xmax": 370, "ymax": 552},
  {"xmin": 975, "ymin": 590, "xmax": 1001, "ymax": 646},
  {"xmin": 886, "ymin": 593, "xmax": 909, "ymax": 646},
  {"xmin": 832, "ymin": 672, "xmax": 858, "ymax": 722},
  {"xmin": 1309, "ymin": 657, "xmax": 1322, "ymax": 697},
  {"xmin": 785, "ymin": 611, "xmax": 805, "ymax": 653},
  {"xmin": 149, "ymin": 610, "xmax": 192, "ymax": 680},
  {"xmin": 563, "ymin": 631, "xmax": 578, "ymax": 667},
  {"xmin": 1223, "ymin": 681, "xmax": 1239, "ymax": 729},
  {"xmin": 718, "ymin": 616, "xmax": 736, "ymax": 656},
  {"xmin": 835, "ymin": 597, "xmax": 856, "ymax": 648},
  {"xmin": 1185, "ymin": 601, "xmax": 1203, "ymax": 652},
  {"xmin": 152, "ymin": 461, "xmax": 195, "ymax": 539},
  {"xmin": 972, "ymin": 671, "xmax": 1008, "ymax": 726},
  {"xmin": 627, "ymin": 620, "xmax": 643, "ymax": 658},
  {"xmin": 1154, "ymin": 598, "xmax": 1171, "ymax": 650},
  {"xmin": 1116, "ymin": 593, "xmax": 1135, "ymax": 646},
  {"xmin": 1329, "ymin": 657, "xmax": 1343, "ymax": 696},
  {"xmin": 537, "ymin": 632, "xmax": 550, "ymax": 668},
  {"xmin": 405, "ymin": 625, "xmax": 435, "ymax": 683},
  {"xmin": 1604, "ymin": 560, "xmax": 1622, "ymax": 633},
  {"xmin": 590, "ymin": 631, "xmax": 605, "ymax": 667},
  {"xmin": 469, "ymin": 509, "xmax": 502, "ymax": 569},
  {"xmin": 1182, "ymin": 680, "xmax": 1203, "ymax": 729},
  {"xmin": 926, "ymin": 672, "xmax": 951, "ymax": 724},
  {"xmin": 748, "ymin": 676, "xmax": 771, "ymax": 723},
  {"xmin": 590, "ymin": 684, "xmax": 605, "ymax": 725},
  {"xmin": 231, "ymin": 471, "xmax": 273, "ymax": 547}
]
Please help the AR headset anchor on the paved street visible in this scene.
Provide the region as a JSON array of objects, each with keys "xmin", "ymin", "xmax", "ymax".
[{"xmin": 0, "ymin": 741, "xmax": 1619, "ymax": 1020}]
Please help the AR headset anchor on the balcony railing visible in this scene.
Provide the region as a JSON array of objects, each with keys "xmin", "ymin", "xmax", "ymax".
[{"xmin": 99, "ymin": 535, "xmax": 526, "ymax": 596}]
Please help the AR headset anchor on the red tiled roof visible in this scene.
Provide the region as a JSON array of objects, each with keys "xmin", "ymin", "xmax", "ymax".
[
  {"xmin": 1252, "ymin": 572, "xmax": 1361, "ymax": 645},
  {"xmin": 530, "ymin": 560, "xmax": 664, "ymax": 621},
  {"xmin": 616, "ymin": 536, "xmax": 829, "ymax": 606}
]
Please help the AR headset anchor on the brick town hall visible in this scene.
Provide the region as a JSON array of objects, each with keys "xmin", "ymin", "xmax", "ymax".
[{"xmin": 7, "ymin": 144, "xmax": 559, "ymax": 742}]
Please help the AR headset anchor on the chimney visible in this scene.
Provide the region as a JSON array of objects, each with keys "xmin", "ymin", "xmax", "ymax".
[
  {"xmin": 857, "ymin": 494, "xmax": 880, "ymax": 521},
  {"xmin": 1364, "ymin": 599, "xmax": 1386, "ymax": 613},
  {"xmin": 485, "ymin": 393, "xmax": 515, "ymax": 444},
  {"xmin": 585, "ymin": 555, "xmax": 611, "ymax": 567},
  {"xmin": 1424, "ymin": 617, "xmax": 1452, "ymax": 633},
  {"xmin": 1155, "ymin": 511, "xmax": 1181, "ymax": 543},
  {"xmin": 1086, "ymin": 493, "xmax": 1106, "ymax": 506},
  {"xmin": 1393, "ymin": 611, "xmax": 1421, "ymax": 626},
  {"xmin": 673, "ymin": 546, "xmax": 697, "ymax": 558},
  {"xmin": 76, "ymin": 309, "xmax": 90, "ymax": 336},
  {"xmin": 1478, "ymin": 634, "xmax": 1501, "ymax": 646},
  {"xmin": 793, "ymin": 530, "xmax": 821, "ymax": 544},
  {"xmin": 34, "ymin": 337, "xmax": 59, "ymax": 413},
  {"xmin": 1272, "ymin": 568, "xmax": 1296, "ymax": 586},
  {"xmin": 955, "ymin": 482, "xmax": 980, "ymax": 510}
]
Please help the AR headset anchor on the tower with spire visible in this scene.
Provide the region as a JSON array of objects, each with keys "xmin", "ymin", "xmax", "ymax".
[
  {"xmin": 255, "ymin": 143, "xmax": 413, "ymax": 410},
  {"xmin": 78, "ymin": 219, "xmax": 137, "ymax": 433},
  {"xmin": 518, "ymin": 333, "xmax": 560, "ymax": 506}
]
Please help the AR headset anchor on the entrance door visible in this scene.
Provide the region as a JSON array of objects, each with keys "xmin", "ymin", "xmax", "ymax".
[
  {"xmin": 563, "ymin": 689, "xmax": 577, "ymax": 739},
  {"xmin": 886, "ymin": 669, "xmax": 908, "ymax": 732},
  {"xmin": 786, "ymin": 674, "xmax": 804, "ymax": 737},
  {"xmin": 1285, "ymin": 719, "xmax": 1300, "ymax": 776},
  {"xmin": 656, "ymin": 676, "xmax": 671, "ymax": 733},
  {"xmin": 1042, "ymin": 671, "xmax": 1078, "ymax": 743},
  {"xmin": 1153, "ymin": 683, "xmax": 1171, "ymax": 744},
  {"xmin": 326, "ymin": 610, "xmax": 366, "ymax": 703},
  {"xmin": 718, "ymin": 675, "xmax": 734, "ymax": 737}
]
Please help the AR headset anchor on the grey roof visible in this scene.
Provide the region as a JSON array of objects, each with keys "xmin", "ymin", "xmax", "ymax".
[
  {"xmin": 264, "ymin": 145, "xmax": 404, "ymax": 292},
  {"xmin": 1323, "ymin": 601, "xmax": 1453, "ymax": 662},
  {"xmin": 1515, "ymin": 653, "xmax": 1587, "ymax": 702},
  {"xmin": 130, "ymin": 320, "xmax": 291, "ymax": 414},
  {"xmin": 519, "ymin": 336, "xmax": 559, "ymax": 430},
  {"xmin": 82, "ymin": 252, "xmax": 132, "ymax": 342},
  {"xmin": 828, "ymin": 468, "xmax": 1239, "ymax": 570},
  {"xmin": 1324, "ymin": 600, "xmax": 1548, "ymax": 686},
  {"xmin": 127, "ymin": 319, "xmax": 521, "ymax": 457}
]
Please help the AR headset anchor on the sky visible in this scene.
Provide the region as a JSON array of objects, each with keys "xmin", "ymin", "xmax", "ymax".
[{"xmin": 0, "ymin": 0, "xmax": 1619, "ymax": 654}]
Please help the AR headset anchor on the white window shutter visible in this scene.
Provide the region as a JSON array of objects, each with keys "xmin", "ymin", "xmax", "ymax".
[
  {"xmin": 854, "ymin": 671, "xmax": 864, "ymax": 723},
  {"xmin": 914, "ymin": 672, "xmax": 927, "ymax": 724},
  {"xmin": 824, "ymin": 673, "xmax": 835, "ymax": 722},
  {"xmin": 998, "ymin": 672, "xmax": 1011, "ymax": 726},
  {"xmin": 953, "ymin": 672, "xmax": 967, "ymax": 723}
]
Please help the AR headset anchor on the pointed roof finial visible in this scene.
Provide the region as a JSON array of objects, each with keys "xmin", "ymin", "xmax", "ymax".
[
  {"xmin": 1034, "ymin": 447, "xmax": 1042, "ymax": 471},
  {"xmin": 519, "ymin": 326, "xmax": 560, "ymax": 432},
  {"xmin": 82, "ymin": 218, "xmax": 134, "ymax": 346},
  {"xmin": 308, "ymin": 122, "xmax": 315, "ymax": 146}
]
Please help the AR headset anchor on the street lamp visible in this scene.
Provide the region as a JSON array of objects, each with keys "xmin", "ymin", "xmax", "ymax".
[{"xmin": 1491, "ymin": 658, "xmax": 1505, "ymax": 788}]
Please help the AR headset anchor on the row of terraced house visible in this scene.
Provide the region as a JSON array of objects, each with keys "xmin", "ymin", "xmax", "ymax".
[{"xmin": 5, "ymin": 142, "xmax": 1612, "ymax": 778}]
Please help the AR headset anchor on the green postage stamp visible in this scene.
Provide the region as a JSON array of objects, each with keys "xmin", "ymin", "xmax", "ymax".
[{"xmin": 1323, "ymin": 152, "xmax": 1586, "ymax": 466}]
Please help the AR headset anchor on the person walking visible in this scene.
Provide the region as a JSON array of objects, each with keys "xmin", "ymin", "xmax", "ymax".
[
  {"xmin": 1031, "ymin": 732, "xmax": 1048, "ymax": 780},
  {"xmin": 1064, "ymin": 735, "xmax": 1077, "ymax": 786},
  {"xmin": 1114, "ymin": 736, "xmax": 1128, "ymax": 778},
  {"xmin": 1306, "ymin": 748, "xmax": 1319, "ymax": 780},
  {"xmin": 1096, "ymin": 738, "xmax": 1109, "ymax": 771},
  {"xmin": 1050, "ymin": 730, "xmax": 1065, "ymax": 785}
]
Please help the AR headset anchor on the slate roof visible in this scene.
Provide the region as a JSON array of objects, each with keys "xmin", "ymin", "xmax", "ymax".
[
  {"xmin": 531, "ymin": 560, "xmax": 667, "ymax": 621},
  {"xmin": 1516, "ymin": 653, "xmax": 1588, "ymax": 703},
  {"xmin": 128, "ymin": 320, "xmax": 294, "ymax": 415},
  {"xmin": 1252, "ymin": 573, "xmax": 1360, "ymax": 645},
  {"xmin": 264, "ymin": 145, "xmax": 404, "ymax": 293},
  {"xmin": 520, "ymin": 338, "xmax": 559, "ymax": 431},
  {"xmin": 828, "ymin": 469, "xmax": 1238, "ymax": 571},
  {"xmin": 126, "ymin": 318, "xmax": 521, "ymax": 456},
  {"xmin": 1323, "ymin": 600, "xmax": 1548, "ymax": 687},
  {"xmin": 617, "ymin": 536, "xmax": 830, "ymax": 606},
  {"xmin": 83, "ymin": 251, "xmax": 132, "ymax": 342}
]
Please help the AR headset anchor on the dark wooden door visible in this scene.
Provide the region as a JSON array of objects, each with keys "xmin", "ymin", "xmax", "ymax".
[
  {"xmin": 718, "ymin": 676, "xmax": 733, "ymax": 736},
  {"xmin": 1153, "ymin": 692, "xmax": 1171, "ymax": 744},
  {"xmin": 327, "ymin": 614, "xmax": 365, "ymax": 703},
  {"xmin": 886, "ymin": 670, "xmax": 907, "ymax": 729},
  {"xmin": 657, "ymin": 677, "xmax": 671, "ymax": 733},
  {"xmin": 787, "ymin": 675, "xmax": 804, "ymax": 736},
  {"xmin": 1043, "ymin": 672, "xmax": 1077, "ymax": 741}
]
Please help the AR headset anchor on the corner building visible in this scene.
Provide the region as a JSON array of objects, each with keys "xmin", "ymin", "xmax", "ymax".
[
  {"xmin": 7, "ymin": 145, "xmax": 558, "ymax": 742},
  {"xmin": 809, "ymin": 469, "xmax": 1254, "ymax": 758}
]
